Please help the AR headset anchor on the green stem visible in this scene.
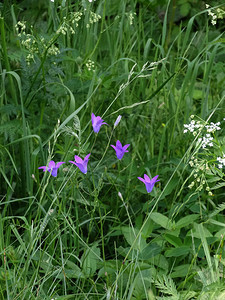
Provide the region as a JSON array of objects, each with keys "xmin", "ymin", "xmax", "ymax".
[
  {"xmin": 93, "ymin": 129, "xmax": 114, "ymax": 171},
  {"xmin": 0, "ymin": 17, "xmax": 18, "ymax": 105},
  {"xmin": 24, "ymin": 33, "xmax": 60, "ymax": 106}
]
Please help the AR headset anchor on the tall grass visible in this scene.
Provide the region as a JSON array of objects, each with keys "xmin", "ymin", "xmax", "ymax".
[{"xmin": 0, "ymin": 0, "xmax": 225, "ymax": 299}]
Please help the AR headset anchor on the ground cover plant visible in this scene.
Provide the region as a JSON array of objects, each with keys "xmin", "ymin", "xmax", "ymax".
[{"xmin": 0, "ymin": 0, "xmax": 225, "ymax": 299}]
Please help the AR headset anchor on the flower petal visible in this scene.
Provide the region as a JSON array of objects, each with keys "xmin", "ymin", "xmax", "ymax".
[
  {"xmin": 116, "ymin": 140, "xmax": 122, "ymax": 149},
  {"xmin": 75, "ymin": 155, "xmax": 83, "ymax": 164},
  {"xmin": 123, "ymin": 144, "xmax": 130, "ymax": 151},
  {"xmin": 76, "ymin": 162, "xmax": 87, "ymax": 174},
  {"xmin": 144, "ymin": 174, "xmax": 150, "ymax": 182},
  {"xmin": 137, "ymin": 176, "xmax": 145, "ymax": 183},
  {"xmin": 91, "ymin": 113, "xmax": 96, "ymax": 124},
  {"xmin": 38, "ymin": 166, "xmax": 47, "ymax": 171},
  {"xmin": 84, "ymin": 153, "xmax": 91, "ymax": 161},
  {"xmin": 56, "ymin": 162, "xmax": 65, "ymax": 168},
  {"xmin": 152, "ymin": 175, "xmax": 160, "ymax": 183},
  {"xmin": 48, "ymin": 161, "xmax": 56, "ymax": 168},
  {"xmin": 51, "ymin": 168, "xmax": 58, "ymax": 177},
  {"xmin": 146, "ymin": 182, "xmax": 154, "ymax": 193},
  {"xmin": 116, "ymin": 149, "xmax": 124, "ymax": 160}
]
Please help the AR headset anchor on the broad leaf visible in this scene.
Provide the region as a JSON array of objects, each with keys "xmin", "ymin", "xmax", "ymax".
[
  {"xmin": 150, "ymin": 212, "xmax": 173, "ymax": 230},
  {"xmin": 165, "ymin": 246, "xmax": 190, "ymax": 257}
]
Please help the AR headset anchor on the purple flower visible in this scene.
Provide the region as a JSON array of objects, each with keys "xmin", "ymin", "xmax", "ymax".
[
  {"xmin": 91, "ymin": 113, "xmax": 107, "ymax": 133},
  {"xmin": 38, "ymin": 160, "xmax": 65, "ymax": 177},
  {"xmin": 137, "ymin": 174, "xmax": 160, "ymax": 193},
  {"xmin": 69, "ymin": 153, "xmax": 91, "ymax": 174},
  {"xmin": 111, "ymin": 140, "xmax": 130, "ymax": 160}
]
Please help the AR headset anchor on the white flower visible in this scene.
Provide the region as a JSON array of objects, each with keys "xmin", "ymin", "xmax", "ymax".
[{"xmin": 217, "ymin": 155, "xmax": 225, "ymax": 168}]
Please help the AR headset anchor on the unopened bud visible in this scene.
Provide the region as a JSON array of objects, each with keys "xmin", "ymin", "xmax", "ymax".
[
  {"xmin": 118, "ymin": 191, "xmax": 123, "ymax": 200},
  {"xmin": 114, "ymin": 115, "xmax": 122, "ymax": 129}
]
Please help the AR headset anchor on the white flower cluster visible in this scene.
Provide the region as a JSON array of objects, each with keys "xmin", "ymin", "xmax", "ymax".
[
  {"xmin": 183, "ymin": 120, "xmax": 203, "ymax": 134},
  {"xmin": 15, "ymin": 21, "xmax": 26, "ymax": 36},
  {"xmin": 86, "ymin": 11, "xmax": 101, "ymax": 28},
  {"xmin": 57, "ymin": 21, "xmax": 75, "ymax": 35},
  {"xmin": 71, "ymin": 12, "xmax": 83, "ymax": 25},
  {"xmin": 198, "ymin": 134, "xmax": 214, "ymax": 149},
  {"xmin": 47, "ymin": 44, "xmax": 60, "ymax": 56},
  {"xmin": 127, "ymin": 12, "xmax": 136, "ymax": 25},
  {"xmin": 184, "ymin": 118, "xmax": 223, "ymax": 149},
  {"xmin": 188, "ymin": 157, "xmax": 212, "ymax": 194},
  {"xmin": 206, "ymin": 122, "xmax": 221, "ymax": 132},
  {"xmin": 217, "ymin": 155, "xmax": 225, "ymax": 169},
  {"xmin": 85, "ymin": 59, "xmax": 95, "ymax": 71},
  {"xmin": 205, "ymin": 4, "xmax": 225, "ymax": 25},
  {"xmin": 15, "ymin": 21, "xmax": 60, "ymax": 64},
  {"xmin": 56, "ymin": 12, "xmax": 82, "ymax": 35}
]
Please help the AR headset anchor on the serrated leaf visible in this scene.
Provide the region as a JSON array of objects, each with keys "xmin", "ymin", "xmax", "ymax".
[
  {"xmin": 73, "ymin": 115, "xmax": 80, "ymax": 131},
  {"xmin": 211, "ymin": 182, "xmax": 225, "ymax": 190}
]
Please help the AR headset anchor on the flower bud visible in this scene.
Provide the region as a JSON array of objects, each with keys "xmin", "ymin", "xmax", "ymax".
[{"xmin": 114, "ymin": 115, "xmax": 122, "ymax": 129}]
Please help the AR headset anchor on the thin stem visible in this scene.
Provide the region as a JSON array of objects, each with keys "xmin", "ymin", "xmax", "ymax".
[{"xmin": 0, "ymin": 17, "xmax": 17, "ymax": 105}]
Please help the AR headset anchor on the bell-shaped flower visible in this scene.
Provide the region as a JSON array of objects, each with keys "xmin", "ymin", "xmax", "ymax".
[
  {"xmin": 111, "ymin": 140, "xmax": 130, "ymax": 160},
  {"xmin": 91, "ymin": 113, "xmax": 107, "ymax": 133},
  {"xmin": 137, "ymin": 174, "xmax": 160, "ymax": 193},
  {"xmin": 38, "ymin": 160, "xmax": 65, "ymax": 177},
  {"xmin": 69, "ymin": 153, "xmax": 91, "ymax": 174}
]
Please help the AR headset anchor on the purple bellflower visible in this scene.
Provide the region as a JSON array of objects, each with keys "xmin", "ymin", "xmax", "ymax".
[
  {"xmin": 69, "ymin": 153, "xmax": 91, "ymax": 174},
  {"xmin": 91, "ymin": 113, "xmax": 107, "ymax": 133},
  {"xmin": 38, "ymin": 160, "xmax": 65, "ymax": 177},
  {"xmin": 137, "ymin": 174, "xmax": 160, "ymax": 193},
  {"xmin": 111, "ymin": 140, "xmax": 130, "ymax": 160}
]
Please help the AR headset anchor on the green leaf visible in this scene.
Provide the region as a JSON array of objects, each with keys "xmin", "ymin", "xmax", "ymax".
[
  {"xmin": 187, "ymin": 223, "xmax": 213, "ymax": 238},
  {"xmin": 164, "ymin": 234, "xmax": 183, "ymax": 247},
  {"xmin": 211, "ymin": 182, "xmax": 225, "ymax": 190},
  {"xmin": 150, "ymin": 212, "xmax": 173, "ymax": 230},
  {"xmin": 165, "ymin": 246, "xmax": 190, "ymax": 257},
  {"xmin": 161, "ymin": 178, "xmax": 178, "ymax": 199},
  {"xmin": 176, "ymin": 214, "xmax": 199, "ymax": 229},
  {"xmin": 56, "ymin": 266, "xmax": 84, "ymax": 280},
  {"xmin": 139, "ymin": 243, "xmax": 162, "ymax": 260},
  {"xmin": 132, "ymin": 269, "xmax": 153, "ymax": 299},
  {"xmin": 171, "ymin": 264, "xmax": 192, "ymax": 278},
  {"xmin": 147, "ymin": 254, "xmax": 169, "ymax": 271},
  {"xmin": 122, "ymin": 227, "xmax": 147, "ymax": 251},
  {"xmin": 180, "ymin": 3, "xmax": 191, "ymax": 17},
  {"xmin": 98, "ymin": 260, "xmax": 118, "ymax": 277},
  {"xmin": 81, "ymin": 245, "xmax": 101, "ymax": 276},
  {"xmin": 141, "ymin": 217, "xmax": 154, "ymax": 238},
  {"xmin": 197, "ymin": 223, "xmax": 215, "ymax": 282}
]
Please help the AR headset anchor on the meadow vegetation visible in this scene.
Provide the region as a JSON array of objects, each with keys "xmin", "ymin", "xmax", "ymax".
[{"xmin": 0, "ymin": 0, "xmax": 225, "ymax": 299}]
